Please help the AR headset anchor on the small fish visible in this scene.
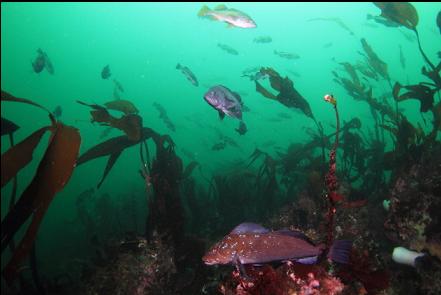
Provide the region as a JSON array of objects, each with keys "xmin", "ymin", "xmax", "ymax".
[
  {"xmin": 235, "ymin": 121, "xmax": 247, "ymax": 135},
  {"xmin": 153, "ymin": 102, "xmax": 176, "ymax": 132},
  {"xmin": 204, "ymin": 85, "xmax": 248, "ymax": 134},
  {"xmin": 308, "ymin": 17, "xmax": 355, "ymax": 36},
  {"xmin": 198, "ymin": 4, "xmax": 256, "ymax": 29},
  {"xmin": 113, "ymin": 86, "xmax": 122, "ymax": 100},
  {"xmin": 52, "ymin": 105, "xmax": 62, "ymax": 119},
  {"xmin": 322, "ymin": 42, "xmax": 333, "ymax": 48},
  {"xmin": 101, "ymin": 65, "xmax": 111, "ymax": 79},
  {"xmin": 203, "ymin": 223, "xmax": 352, "ymax": 267},
  {"xmin": 242, "ymin": 66, "xmax": 261, "ymax": 76},
  {"xmin": 217, "ymin": 43, "xmax": 239, "ymax": 55},
  {"xmin": 212, "ymin": 141, "xmax": 227, "ymax": 151},
  {"xmin": 32, "ymin": 49, "xmax": 46, "ymax": 73},
  {"xmin": 113, "ymin": 78, "xmax": 124, "ymax": 93},
  {"xmin": 253, "ymin": 36, "xmax": 272, "ymax": 43},
  {"xmin": 399, "ymin": 45, "xmax": 406, "ymax": 69},
  {"xmin": 176, "ymin": 63, "xmax": 198, "ymax": 86},
  {"xmin": 241, "ymin": 71, "xmax": 268, "ymax": 81},
  {"xmin": 366, "ymin": 14, "xmax": 400, "ymax": 28},
  {"xmin": 43, "ymin": 51, "xmax": 54, "ymax": 75},
  {"xmin": 32, "ymin": 48, "xmax": 53, "ymax": 74},
  {"xmin": 274, "ymin": 50, "xmax": 299, "ymax": 60},
  {"xmin": 287, "ymin": 69, "xmax": 301, "ymax": 77}
]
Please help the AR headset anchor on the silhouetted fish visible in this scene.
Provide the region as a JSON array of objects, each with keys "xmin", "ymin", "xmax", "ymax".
[
  {"xmin": 52, "ymin": 105, "xmax": 62, "ymax": 119},
  {"xmin": 32, "ymin": 48, "xmax": 53, "ymax": 74},
  {"xmin": 176, "ymin": 63, "xmax": 198, "ymax": 86},
  {"xmin": 217, "ymin": 43, "xmax": 239, "ymax": 55},
  {"xmin": 101, "ymin": 65, "xmax": 111, "ymax": 79}
]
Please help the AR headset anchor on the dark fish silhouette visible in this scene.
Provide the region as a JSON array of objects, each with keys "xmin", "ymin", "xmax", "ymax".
[
  {"xmin": 253, "ymin": 36, "xmax": 272, "ymax": 43},
  {"xmin": 235, "ymin": 121, "xmax": 247, "ymax": 135},
  {"xmin": 274, "ymin": 50, "xmax": 299, "ymax": 60},
  {"xmin": 101, "ymin": 65, "xmax": 111, "ymax": 79},
  {"xmin": 52, "ymin": 105, "xmax": 62, "ymax": 119},
  {"xmin": 153, "ymin": 102, "xmax": 176, "ymax": 132},
  {"xmin": 176, "ymin": 63, "xmax": 198, "ymax": 86},
  {"xmin": 211, "ymin": 141, "xmax": 227, "ymax": 151},
  {"xmin": 217, "ymin": 43, "xmax": 239, "ymax": 55},
  {"xmin": 399, "ymin": 45, "xmax": 406, "ymax": 69},
  {"xmin": 32, "ymin": 48, "xmax": 53, "ymax": 74},
  {"xmin": 113, "ymin": 79, "xmax": 124, "ymax": 93}
]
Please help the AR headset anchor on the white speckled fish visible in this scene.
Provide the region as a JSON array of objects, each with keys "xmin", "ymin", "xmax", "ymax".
[{"xmin": 202, "ymin": 222, "xmax": 351, "ymax": 266}]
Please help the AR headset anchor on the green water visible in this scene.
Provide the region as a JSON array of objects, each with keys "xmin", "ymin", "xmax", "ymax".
[{"xmin": 1, "ymin": 1, "xmax": 440, "ymax": 288}]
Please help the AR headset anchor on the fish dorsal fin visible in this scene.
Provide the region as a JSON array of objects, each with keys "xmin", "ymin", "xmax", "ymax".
[
  {"xmin": 275, "ymin": 229, "xmax": 315, "ymax": 244},
  {"xmin": 231, "ymin": 222, "xmax": 270, "ymax": 234},
  {"xmin": 214, "ymin": 4, "xmax": 228, "ymax": 10}
]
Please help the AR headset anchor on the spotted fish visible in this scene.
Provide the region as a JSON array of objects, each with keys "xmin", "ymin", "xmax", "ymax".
[{"xmin": 203, "ymin": 222, "xmax": 351, "ymax": 267}]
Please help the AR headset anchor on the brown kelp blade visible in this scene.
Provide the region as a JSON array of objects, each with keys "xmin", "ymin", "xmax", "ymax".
[
  {"xmin": 1, "ymin": 117, "xmax": 20, "ymax": 137},
  {"xmin": 255, "ymin": 81, "xmax": 277, "ymax": 100},
  {"xmin": 2, "ymin": 90, "xmax": 54, "ymax": 122},
  {"xmin": 373, "ymin": 2, "xmax": 418, "ymax": 30},
  {"xmin": 77, "ymin": 128, "xmax": 158, "ymax": 187},
  {"xmin": 1, "ymin": 126, "xmax": 50, "ymax": 188},
  {"xmin": 77, "ymin": 100, "xmax": 142, "ymax": 141},
  {"xmin": 104, "ymin": 99, "xmax": 139, "ymax": 114},
  {"xmin": 393, "ymin": 82, "xmax": 435, "ymax": 112},
  {"xmin": 255, "ymin": 67, "xmax": 314, "ymax": 120},
  {"xmin": 1, "ymin": 123, "xmax": 81, "ymax": 284}
]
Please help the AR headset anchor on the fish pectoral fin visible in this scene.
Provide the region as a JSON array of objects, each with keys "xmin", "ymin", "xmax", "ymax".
[
  {"xmin": 218, "ymin": 111, "xmax": 225, "ymax": 120},
  {"xmin": 233, "ymin": 255, "xmax": 250, "ymax": 279}
]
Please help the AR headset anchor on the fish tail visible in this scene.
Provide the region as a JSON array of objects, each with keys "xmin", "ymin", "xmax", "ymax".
[
  {"xmin": 198, "ymin": 5, "xmax": 210, "ymax": 17},
  {"xmin": 327, "ymin": 240, "xmax": 352, "ymax": 264}
]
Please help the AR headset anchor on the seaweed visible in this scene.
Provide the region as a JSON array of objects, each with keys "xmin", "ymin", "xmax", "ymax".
[
  {"xmin": 1, "ymin": 91, "xmax": 81, "ymax": 284},
  {"xmin": 77, "ymin": 127, "xmax": 158, "ymax": 188},
  {"xmin": 393, "ymin": 82, "xmax": 436, "ymax": 113},
  {"xmin": 77, "ymin": 100, "xmax": 143, "ymax": 141},
  {"xmin": 255, "ymin": 67, "xmax": 315, "ymax": 121}
]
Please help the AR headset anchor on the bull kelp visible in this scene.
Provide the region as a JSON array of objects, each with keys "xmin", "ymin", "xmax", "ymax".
[{"xmin": 1, "ymin": 2, "xmax": 440, "ymax": 295}]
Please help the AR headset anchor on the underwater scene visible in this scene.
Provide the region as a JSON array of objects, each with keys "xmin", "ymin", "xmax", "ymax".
[{"xmin": 1, "ymin": 2, "xmax": 441, "ymax": 295}]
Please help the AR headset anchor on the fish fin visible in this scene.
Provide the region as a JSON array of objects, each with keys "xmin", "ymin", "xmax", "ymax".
[
  {"xmin": 218, "ymin": 111, "xmax": 225, "ymax": 120},
  {"xmin": 176, "ymin": 63, "xmax": 181, "ymax": 69},
  {"xmin": 328, "ymin": 240, "xmax": 352, "ymax": 264},
  {"xmin": 242, "ymin": 105, "xmax": 250, "ymax": 112},
  {"xmin": 231, "ymin": 222, "xmax": 269, "ymax": 234},
  {"xmin": 233, "ymin": 255, "xmax": 251, "ymax": 280},
  {"xmin": 226, "ymin": 23, "xmax": 234, "ymax": 28},
  {"xmin": 214, "ymin": 4, "xmax": 227, "ymax": 10},
  {"xmin": 198, "ymin": 5, "xmax": 210, "ymax": 17},
  {"xmin": 296, "ymin": 256, "xmax": 318, "ymax": 264}
]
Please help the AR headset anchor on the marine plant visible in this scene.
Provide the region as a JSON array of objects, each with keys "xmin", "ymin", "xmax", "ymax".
[{"xmin": 1, "ymin": 90, "xmax": 81, "ymax": 285}]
